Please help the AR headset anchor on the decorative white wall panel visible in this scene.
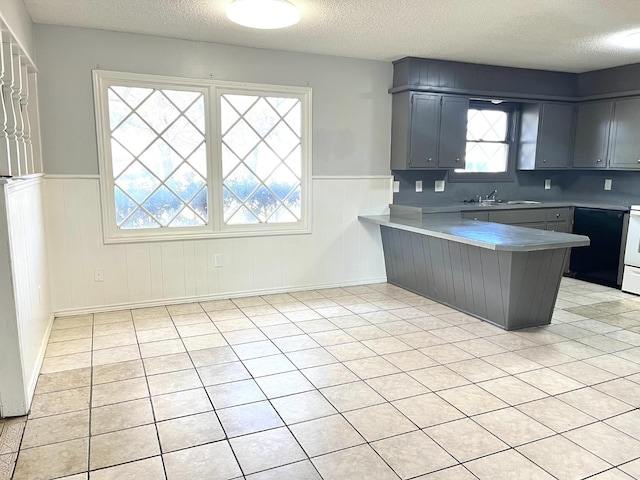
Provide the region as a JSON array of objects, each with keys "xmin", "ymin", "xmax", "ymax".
[
  {"xmin": 0, "ymin": 176, "xmax": 53, "ymax": 417},
  {"xmin": 45, "ymin": 176, "xmax": 391, "ymax": 314}
]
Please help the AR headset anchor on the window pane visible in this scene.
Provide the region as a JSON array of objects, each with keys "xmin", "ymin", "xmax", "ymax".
[
  {"xmin": 466, "ymin": 109, "xmax": 508, "ymax": 142},
  {"xmin": 107, "ymin": 85, "xmax": 208, "ymax": 229},
  {"xmin": 456, "ymin": 142, "xmax": 509, "ymax": 173},
  {"xmin": 136, "ymin": 91, "xmax": 180, "ymax": 134},
  {"xmin": 221, "ymin": 94, "xmax": 302, "ymax": 225}
]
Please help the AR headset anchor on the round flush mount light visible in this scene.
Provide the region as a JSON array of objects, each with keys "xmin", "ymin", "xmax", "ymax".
[
  {"xmin": 227, "ymin": 0, "xmax": 300, "ymax": 29},
  {"xmin": 610, "ymin": 30, "xmax": 640, "ymax": 49}
]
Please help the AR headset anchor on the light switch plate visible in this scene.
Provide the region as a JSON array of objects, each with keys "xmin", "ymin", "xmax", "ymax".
[
  {"xmin": 393, "ymin": 180, "xmax": 400, "ymax": 193},
  {"xmin": 604, "ymin": 179, "xmax": 612, "ymax": 191},
  {"xmin": 435, "ymin": 180, "xmax": 445, "ymax": 192},
  {"xmin": 544, "ymin": 179, "xmax": 551, "ymax": 190},
  {"xmin": 416, "ymin": 180, "xmax": 423, "ymax": 192}
]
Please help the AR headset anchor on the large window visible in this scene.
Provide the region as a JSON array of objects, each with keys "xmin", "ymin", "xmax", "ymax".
[
  {"xmin": 93, "ymin": 71, "xmax": 311, "ymax": 243},
  {"xmin": 452, "ymin": 101, "xmax": 516, "ymax": 181}
]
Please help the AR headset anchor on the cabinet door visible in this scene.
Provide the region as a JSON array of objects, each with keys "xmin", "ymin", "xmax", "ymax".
[
  {"xmin": 408, "ymin": 94, "xmax": 440, "ymax": 168},
  {"xmin": 438, "ymin": 96, "xmax": 469, "ymax": 168},
  {"xmin": 546, "ymin": 220, "xmax": 569, "ymax": 232},
  {"xmin": 610, "ymin": 98, "xmax": 640, "ymax": 169},
  {"xmin": 461, "ymin": 211, "xmax": 489, "ymax": 221},
  {"xmin": 488, "ymin": 209, "xmax": 546, "ymax": 225},
  {"xmin": 517, "ymin": 222, "xmax": 547, "ymax": 230},
  {"xmin": 537, "ymin": 104, "xmax": 575, "ymax": 168},
  {"xmin": 573, "ymin": 101, "xmax": 612, "ymax": 168}
]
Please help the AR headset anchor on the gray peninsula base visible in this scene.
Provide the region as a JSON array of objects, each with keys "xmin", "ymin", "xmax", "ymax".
[{"xmin": 380, "ymin": 225, "xmax": 570, "ymax": 330}]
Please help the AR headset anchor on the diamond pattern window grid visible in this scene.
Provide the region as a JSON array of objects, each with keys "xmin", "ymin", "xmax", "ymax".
[
  {"xmin": 107, "ymin": 86, "xmax": 208, "ymax": 229},
  {"xmin": 461, "ymin": 108, "xmax": 510, "ymax": 173},
  {"xmin": 221, "ymin": 94, "xmax": 302, "ymax": 225}
]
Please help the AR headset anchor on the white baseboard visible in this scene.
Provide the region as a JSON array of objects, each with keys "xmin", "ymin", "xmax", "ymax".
[{"xmin": 54, "ymin": 277, "xmax": 388, "ymax": 317}]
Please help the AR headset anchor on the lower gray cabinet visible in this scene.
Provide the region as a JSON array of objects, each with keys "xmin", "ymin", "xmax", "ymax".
[
  {"xmin": 461, "ymin": 211, "xmax": 489, "ymax": 221},
  {"xmin": 488, "ymin": 209, "xmax": 546, "ymax": 225},
  {"xmin": 463, "ymin": 207, "xmax": 572, "ymax": 233},
  {"xmin": 547, "ymin": 220, "xmax": 569, "ymax": 233}
]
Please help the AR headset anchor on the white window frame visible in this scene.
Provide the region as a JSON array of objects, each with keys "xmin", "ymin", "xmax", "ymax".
[
  {"xmin": 448, "ymin": 101, "xmax": 517, "ymax": 183},
  {"xmin": 93, "ymin": 70, "xmax": 312, "ymax": 244}
]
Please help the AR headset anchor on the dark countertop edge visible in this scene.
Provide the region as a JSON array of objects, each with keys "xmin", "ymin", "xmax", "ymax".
[
  {"xmin": 359, "ymin": 214, "xmax": 591, "ymax": 252},
  {"xmin": 389, "ymin": 201, "xmax": 631, "ymax": 214}
]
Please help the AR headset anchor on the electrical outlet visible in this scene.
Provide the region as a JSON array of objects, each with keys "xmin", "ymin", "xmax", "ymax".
[
  {"xmin": 214, "ymin": 254, "xmax": 223, "ymax": 268},
  {"xmin": 94, "ymin": 268, "xmax": 104, "ymax": 282},
  {"xmin": 604, "ymin": 179, "xmax": 612, "ymax": 191},
  {"xmin": 392, "ymin": 180, "xmax": 400, "ymax": 193},
  {"xmin": 544, "ymin": 179, "xmax": 551, "ymax": 190},
  {"xmin": 415, "ymin": 180, "xmax": 423, "ymax": 193},
  {"xmin": 434, "ymin": 180, "xmax": 445, "ymax": 192}
]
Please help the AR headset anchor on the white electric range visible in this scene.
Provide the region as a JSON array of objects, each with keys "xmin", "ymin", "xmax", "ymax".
[{"xmin": 622, "ymin": 205, "xmax": 640, "ymax": 294}]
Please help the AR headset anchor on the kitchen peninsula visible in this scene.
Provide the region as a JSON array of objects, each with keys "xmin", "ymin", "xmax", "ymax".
[{"xmin": 360, "ymin": 213, "xmax": 589, "ymax": 330}]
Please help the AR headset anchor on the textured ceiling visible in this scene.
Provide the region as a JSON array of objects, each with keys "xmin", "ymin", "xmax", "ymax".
[{"xmin": 22, "ymin": 0, "xmax": 640, "ymax": 73}]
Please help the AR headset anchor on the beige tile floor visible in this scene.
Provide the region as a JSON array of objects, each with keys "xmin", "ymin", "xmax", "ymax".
[{"xmin": 2, "ymin": 278, "xmax": 640, "ymax": 479}]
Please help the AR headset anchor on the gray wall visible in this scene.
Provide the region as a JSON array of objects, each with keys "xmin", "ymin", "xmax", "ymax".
[
  {"xmin": 0, "ymin": 0, "xmax": 34, "ymax": 60},
  {"xmin": 392, "ymin": 170, "xmax": 565, "ymax": 205},
  {"xmin": 560, "ymin": 170, "xmax": 640, "ymax": 206},
  {"xmin": 34, "ymin": 25, "xmax": 393, "ymax": 176},
  {"xmin": 393, "ymin": 169, "xmax": 640, "ymax": 207}
]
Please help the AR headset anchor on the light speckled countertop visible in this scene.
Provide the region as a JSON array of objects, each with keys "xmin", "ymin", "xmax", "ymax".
[{"xmin": 359, "ymin": 214, "xmax": 591, "ymax": 252}]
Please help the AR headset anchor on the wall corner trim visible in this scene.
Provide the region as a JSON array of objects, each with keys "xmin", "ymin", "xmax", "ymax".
[{"xmin": 25, "ymin": 312, "xmax": 55, "ymax": 410}]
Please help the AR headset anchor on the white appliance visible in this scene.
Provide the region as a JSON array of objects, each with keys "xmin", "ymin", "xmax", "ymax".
[{"xmin": 622, "ymin": 205, "xmax": 640, "ymax": 294}]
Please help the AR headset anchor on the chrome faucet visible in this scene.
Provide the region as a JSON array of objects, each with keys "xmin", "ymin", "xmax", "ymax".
[{"xmin": 485, "ymin": 189, "xmax": 498, "ymax": 201}]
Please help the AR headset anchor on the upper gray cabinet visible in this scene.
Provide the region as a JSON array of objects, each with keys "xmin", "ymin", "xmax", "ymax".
[
  {"xmin": 609, "ymin": 97, "xmax": 640, "ymax": 169},
  {"xmin": 438, "ymin": 96, "xmax": 469, "ymax": 168},
  {"xmin": 406, "ymin": 93, "xmax": 439, "ymax": 168},
  {"xmin": 572, "ymin": 98, "xmax": 640, "ymax": 170},
  {"xmin": 518, "ymin": 103, "xmax": 575, "ymax": 169},
  {"xmin": 572, "ymin": 101, "xmax": 613, "ymax": 169},
  {"xmin": 391, "ymin": 92, "xmax": 469, "ymax": 170}
]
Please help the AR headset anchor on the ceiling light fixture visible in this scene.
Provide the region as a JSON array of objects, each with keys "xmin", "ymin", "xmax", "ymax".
[
  {"xmin": 610, "ymin": 30, "xmax": 640, "ymax": 49},
  {"xmin": 226, "ymin": 0, "xmax": 300, "ymax": 29}
]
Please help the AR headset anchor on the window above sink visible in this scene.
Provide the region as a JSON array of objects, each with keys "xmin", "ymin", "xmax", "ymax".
[{"xmin": 448, "ymin": 100, "xmax": 519, "ymax": 183}]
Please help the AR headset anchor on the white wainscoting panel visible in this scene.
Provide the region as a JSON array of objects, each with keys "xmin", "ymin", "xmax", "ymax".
[
  {"xmin": 45, "ymin": 176, "xmax": 391, "ymax": 314},
  {"xmin": 0, "ymin": 176, "xmax": 53, "ymax": 417}
]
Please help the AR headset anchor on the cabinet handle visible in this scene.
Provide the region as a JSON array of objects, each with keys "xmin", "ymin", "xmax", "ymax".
[
  {"xmin": 637, "ymin": 159, "xmax": 640, "ymax": 163},
  {"xmin": 542, "ymin": 159, "xmax": 546, "ymax": 163},
  {"xmin": 455, "ymin": 158, "xmax": 460, "ymax": 162},
  {"xmin": 597, "ymin": 158, "xmax": 602, "ymax": 163},
  {"xmin": 556, "ymin": 213, "xmax": 560, "ymax": 218},
  {"xmin": 427, "ymin": 157, "xmax": 432, "ymax": 162}
]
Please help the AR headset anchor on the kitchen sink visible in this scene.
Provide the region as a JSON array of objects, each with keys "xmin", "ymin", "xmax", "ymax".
[{"xmin": 474, "ymin": 200, "xmax": 542, "ymax": 207}]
